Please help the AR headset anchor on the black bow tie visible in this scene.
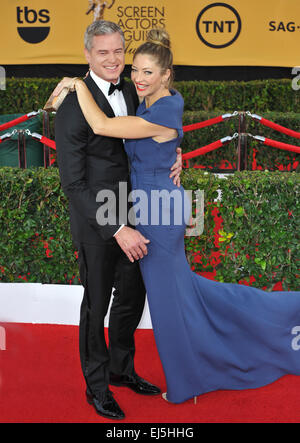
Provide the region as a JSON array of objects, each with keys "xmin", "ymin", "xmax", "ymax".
[{"xmin": 108, "ymin": 78, "xmax": 124, "ymax": 95}]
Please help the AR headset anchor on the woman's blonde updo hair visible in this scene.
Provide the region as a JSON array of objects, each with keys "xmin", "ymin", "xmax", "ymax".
[{"xmin": 133, "ymin": 29, "xmax": 174, "ymax": 87}]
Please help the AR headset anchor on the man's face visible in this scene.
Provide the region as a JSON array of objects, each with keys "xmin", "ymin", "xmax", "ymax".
[{"xmin": 85, "ymin": 32, "xmax": 125, "ymax": 84}]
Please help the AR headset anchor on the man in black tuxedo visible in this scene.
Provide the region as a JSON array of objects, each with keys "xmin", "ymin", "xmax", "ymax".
[{"xmin": 55, "ymin": 21, "xmax": 181, "ymax": 420}]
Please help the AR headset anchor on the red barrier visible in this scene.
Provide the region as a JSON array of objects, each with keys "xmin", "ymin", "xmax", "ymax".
[
  {"xmin": 0, "ymin": 112, "xmax": 40, "ymax": 132},
  {"xmin": 2, "ymin": 111, "xmax": 229, "ymax": 135},
  {"xmin": 263, "ymin": 137, "xmax": 300, "ymax": 154},
  {"xmin": 183, "ymin": 115, "xmax": 223, "ymax": 132},
  {"xmin": 27, "ymin": 132, "xmax": 56, "ymax": 150},
  {"xmin": 261, "ymin": 118, "xmax": 300, "ymax": 139},
  {"xmin": 252, "ymin": 135, "xmax": 300, "ymax": 154},
  {"xmin": 40, "ymin": 135, "xmax": 56, "ymax": 150},
  {"xmin": 248, "ymin": 112, "xmax": 300, "ymax": 139},
  {"xmin": 183, "ymin": 113, "xmax": 236, "ymax": 133},
  {"xmin": 182, "ymin": 140, "xmax": 223, "ymax": 160},
  {"xmin": 1, "ymin": 109, "xmax": 299, "ymax": 167},
  {"xmin": 182, "ymin": 135, "xmax": 235, "ymax": 164}
]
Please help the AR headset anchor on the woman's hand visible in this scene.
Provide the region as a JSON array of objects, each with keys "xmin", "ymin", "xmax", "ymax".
[
  {"xmin": 169, "ymin": 147, "xmax": 182, "ymax": 187},
  {"xmin": 52, "ymin": 77, "xmax": 79, "ymax": 97},
  {"xmin": 44, "ymin": 77, "xmax": 80, "ymax": 112}
]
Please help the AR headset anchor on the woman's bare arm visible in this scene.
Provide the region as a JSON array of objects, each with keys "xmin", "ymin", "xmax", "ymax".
[{"xmin": 74, "ymin": 79, "xmax": 174, "ymax": 140}]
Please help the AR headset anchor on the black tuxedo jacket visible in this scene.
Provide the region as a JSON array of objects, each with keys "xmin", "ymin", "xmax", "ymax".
[{"xmin": 55, "ymin": 74, "xmax": 139, "ymax": 244}]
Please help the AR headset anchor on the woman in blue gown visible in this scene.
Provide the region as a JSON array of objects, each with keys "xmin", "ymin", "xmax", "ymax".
[{"xmin": 59, "ymin": 29, "xmax": 300, "ymax": 404}]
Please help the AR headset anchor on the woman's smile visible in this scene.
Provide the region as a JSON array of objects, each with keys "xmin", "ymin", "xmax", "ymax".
[{"xmin": 135, "ymin": 83, "xmax": 148, "ymax": 92}]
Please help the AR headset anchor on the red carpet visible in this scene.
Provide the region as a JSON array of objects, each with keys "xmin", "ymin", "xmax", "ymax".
[{"xmin": 0, "ymin": 323, "xmax": 300, "ymax": 423}]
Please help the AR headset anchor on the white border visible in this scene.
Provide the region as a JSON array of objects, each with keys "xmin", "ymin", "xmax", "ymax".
[{"xmin": 0, "ymin": 283, "xmax": 152, "ymax": 328}]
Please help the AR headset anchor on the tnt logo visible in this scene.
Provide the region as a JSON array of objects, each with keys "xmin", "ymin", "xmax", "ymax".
[
  {"xmin": 17, "ymin": 6, "xmax": 50, "ymax": 44},
  {"xmin": 0, "ymin": 326, "xmax": 6, "ymax": 351},
  {"xmin": 196, "ymin": 2, "xmax": 241, "ymax": 49}
]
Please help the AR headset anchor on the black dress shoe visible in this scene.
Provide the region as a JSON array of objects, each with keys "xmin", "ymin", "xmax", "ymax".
[
  {"xmin": 86, "ymin": 389, "xmax": 125, "ymax": 420},
  {"xmin": 110, "ymin": 372, "xmax": 161, "ymax": 395}
]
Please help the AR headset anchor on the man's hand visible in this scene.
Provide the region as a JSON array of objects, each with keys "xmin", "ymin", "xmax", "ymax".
[
  {"xmin": 170, "ymin": 147, "xmax": 182, "ymax": 187},
  {"xmin": 114, "ymin": 226, "xmax": 150, "ymax": 263}
]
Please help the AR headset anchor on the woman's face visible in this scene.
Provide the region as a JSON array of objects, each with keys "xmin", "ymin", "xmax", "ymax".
[{"xmin": 131, "ymin": 53, "xmax": 170, "ymax": 103}]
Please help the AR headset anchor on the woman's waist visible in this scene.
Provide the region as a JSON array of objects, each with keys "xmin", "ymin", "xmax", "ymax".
[
  {"xmin": 130, "ymin": 166, "xmax": 171, "ymax": 176},
  {"xmin": 130, "ymin": 167, "xmax": 178, "ymax": 190}
]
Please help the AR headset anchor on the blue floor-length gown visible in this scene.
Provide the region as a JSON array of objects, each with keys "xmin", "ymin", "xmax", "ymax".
[{"xmin": 125, "ymin": 89, "xmax": 300, "ymax": 404}]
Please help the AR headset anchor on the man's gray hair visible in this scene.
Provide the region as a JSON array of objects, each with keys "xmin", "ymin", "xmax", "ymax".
[{"xmin": 84, "ymin": 20, "xmax": 125, "ymax": 51}]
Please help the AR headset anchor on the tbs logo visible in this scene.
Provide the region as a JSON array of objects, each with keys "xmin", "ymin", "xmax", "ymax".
[{"xmin": 17, "ymin": 6, "xmax": 50, "ymax": 44}]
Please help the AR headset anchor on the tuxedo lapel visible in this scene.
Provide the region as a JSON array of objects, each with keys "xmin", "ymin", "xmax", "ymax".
[
  {"xmin": 84, "ymin": 74, "xmax": 116, "ymax": 117},
  {"xmin": 122, "ymin": 80, "xmax": 136, "ymax": 116}
]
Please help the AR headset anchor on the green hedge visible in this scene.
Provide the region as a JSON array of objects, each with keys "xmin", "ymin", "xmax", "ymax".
[
  {"xmin": 0, "ymin": 167, "xmax": 78, "ymax": 284},
  {"xmin": 1, "ymin": 77, "xmax": 299, "ymax": 114},
  {"xmin": 0, "ymin": 167, "xmax": 298, "ymax": 291},
  {"xmin": 214, "ymin": 170, "xmax": 299, "ymax": 291},
  {"xmin": 178, "ymin": 79, "xmax": 300, "ymax": 113}
]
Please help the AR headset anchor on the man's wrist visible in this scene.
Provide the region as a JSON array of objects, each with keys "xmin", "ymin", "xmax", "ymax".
[{"xmin": 113, "ymin": 224, "xmax": 125, "ymax": 237}]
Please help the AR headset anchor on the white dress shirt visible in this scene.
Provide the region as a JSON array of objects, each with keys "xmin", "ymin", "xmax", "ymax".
[
  {"xmin": 90, "ymin": 70, "xmax": 127, "ymax": 236},
  {"xmin": 90, "ymin": 70, "xmax": 127, "ymax": 117}
]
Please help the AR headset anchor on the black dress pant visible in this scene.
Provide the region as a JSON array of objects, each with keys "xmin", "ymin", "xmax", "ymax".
[{"xmin": 78, "ymin": 240, "xmax": 146, "ymax": 394}]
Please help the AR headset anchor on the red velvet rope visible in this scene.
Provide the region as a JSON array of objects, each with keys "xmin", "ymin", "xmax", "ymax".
[
  {"xmin": 32, "ymin": 134, "xmax": 300, "ymax": 157},
  {"xmin": 260, "ymin": 118, "xmax": 300, "ymax": 139},
  {"xmin": 0, "ymin": 132, "xmax": 57, "ymax": 150},
  {"xmin": 2, "ymin": 111, "xmax": 299, "ymax": 165},
  {"xmin": 183, "ymin": 115, "xmax": 224, "ymax": 133},
  {"xmin": 1, "ymin": 107, "xmax": 227, "ymax": 135},
  {"xmin": 0, "ymin": 114, "xmax": 31, "ymax": 132},
  {"xmin": 263, "ymin": 137, "xmax": 300, "ymax": 154},
  {"xmin": 40, "ymin": 136, "xmax": 56, "ymax": 150},
  {"xmin": 1, "ymin": 113, "xmax": 224, "ymax": 135},
  {"xmin": 182, "ymin": 139, "xmax": 223, "ymax": 160}
]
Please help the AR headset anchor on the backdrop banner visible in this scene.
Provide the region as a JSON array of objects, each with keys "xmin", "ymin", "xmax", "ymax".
[{"xmin": 1, "ymin": 0, "xmax": 300, "ymax": 66}]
